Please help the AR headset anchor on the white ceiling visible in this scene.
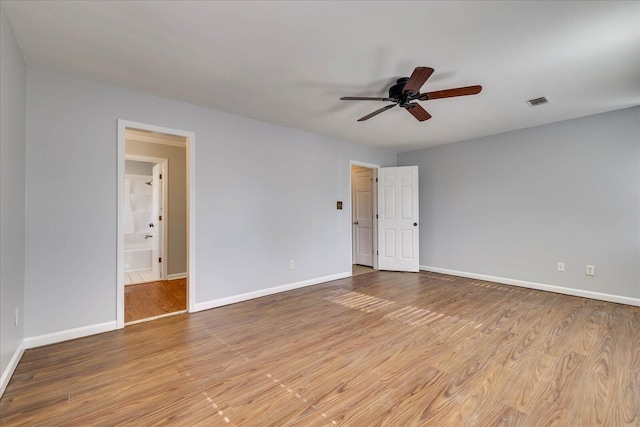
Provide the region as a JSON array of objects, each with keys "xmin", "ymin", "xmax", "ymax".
[{"xmin": 2, "ymin": 1, "xmax": 639, "ymax": 151}]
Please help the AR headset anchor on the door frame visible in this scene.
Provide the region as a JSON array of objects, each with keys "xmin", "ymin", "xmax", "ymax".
[
  {"xmin": 124, "ymin": 154, "xmax": 169, "ymax": 281},
  {"xmin": 117, "ymin": 119, "xmax": 196, "ymax": 328},
  {"xmin": 350, "ymin": 161, "xmax": 379, "ymax": 272}
]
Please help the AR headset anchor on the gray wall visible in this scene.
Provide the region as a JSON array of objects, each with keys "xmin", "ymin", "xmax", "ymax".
[
  {"xmin": 126, "ymin": 141, "xmax": 187, "ymax": 276},
  {"xmin": 24, "ymin": 67, "xmax": 397, "ymax": 337},
  {"xmin": 398, "ymin": 107, "xmax": 640, "ymax": 300},
  {"xmin": 0, "ymin": 9, "xmax": 26, "ymax": 386}
]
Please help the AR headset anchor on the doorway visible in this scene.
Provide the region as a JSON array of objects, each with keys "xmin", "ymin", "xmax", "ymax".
[
  {"xmin": 117, "ymin": 120, "xmax": 195, "ymax": 328},
  {"xmin": 124, "ymin": 155, "xmax": 167, "ymax": 285},
  {"xmin": 350, "ymin": 162, "xmax": 420, "ymax": 275},
  {"xmin": 351, "ymin": 161, "xmax": 379, "ymax": 274}
]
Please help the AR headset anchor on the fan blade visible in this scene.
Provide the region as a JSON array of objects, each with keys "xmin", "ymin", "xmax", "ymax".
[
  {"xmin": 402, "ymin": 67, "xmax": 435, "ymax": 95},
  {"xmin": 341, "ymin": 96, "xmax": 390, "ymax": 101},
  {"xmin": 357, "ymin": 104, "xmax": 396, "ymax": 121},
  {"xmin": 406, "ymin": 103, "xmax": 432, "ymax": 122},
  {"xmin": 420, "ymin": 85, "xmax": 482, "ymax": 100}
]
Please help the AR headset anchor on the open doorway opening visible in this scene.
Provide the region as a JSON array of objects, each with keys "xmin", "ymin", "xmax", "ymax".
[
  {"xmin": 349, "ymin": 162, "xmax": 420, "ymax": 275},
  {"xmin": 124, "ymin": 155, "xmax": 167, "ymax": 285},
  {"xmin": 351, "ymin": 162, "xmax": 379, "ymax": 276},
  {"xmin": 117, "ymin": 121, "xmax": 195, "ymax": 328}
]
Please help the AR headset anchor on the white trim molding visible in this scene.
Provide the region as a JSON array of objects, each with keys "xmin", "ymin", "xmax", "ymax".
[
  {"xmin": 23, "ymin": 321, "xmax": 117, "ymax": 350},
  {"xmin": 421, "ymin": 265, "xmax": 640, "ymax": 307},
  {"xmin": 167, "ymin": 273, "xmax": 187, "ymax": 280},
  {"xmin": 0, "ymin": 340, "xmax": 25, "ymax": 398},
  {"xmin": 193, "ymin": 272, "xmax": 351, "ymax": 312}
]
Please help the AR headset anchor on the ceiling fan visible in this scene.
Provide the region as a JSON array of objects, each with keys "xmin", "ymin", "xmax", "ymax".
[{"xmin": 340, "ymin": 67, "xmax": 482, "ymax": 122}]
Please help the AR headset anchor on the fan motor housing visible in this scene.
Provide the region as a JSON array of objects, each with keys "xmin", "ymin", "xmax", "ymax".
[{"xmin": 388, "ymin": 77, "xmax": 409, "ymax": 102}]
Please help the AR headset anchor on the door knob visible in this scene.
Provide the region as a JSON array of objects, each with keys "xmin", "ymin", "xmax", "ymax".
[
  {"xmin": 354, "ymin": 221, "xmax": 359, "ymax": 225},
  {"xmin": 414, "ymin": 222, "xmax": 418, "ymax": 226}
]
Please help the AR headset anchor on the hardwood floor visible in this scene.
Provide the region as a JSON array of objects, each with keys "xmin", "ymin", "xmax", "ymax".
[
  {"xmin": 352, "ymin": 264, "xmax": 374, "ymax": 276},
  {"xmin": 125, "ymin": 278, "xmax": 186, "ymax": 323},
  {"xmin": 2, "ymin": 271, "xmax": 638, "ymax": 425}
]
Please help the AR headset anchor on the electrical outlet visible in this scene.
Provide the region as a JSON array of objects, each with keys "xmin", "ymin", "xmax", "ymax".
[
  {"xmin": 289, "ymin": 260, "xmax": 295, "ymax": 269},
  {"xmin": 14, "ymin": 307, "xmax": 19, "ymax": 326},
  {"xmin": 586, "ymin": 265, "xmax": 595, "ymax": 276},
  {"xmin": 557, "ymin": 262, "xmax": 565, "ymax": 272}
]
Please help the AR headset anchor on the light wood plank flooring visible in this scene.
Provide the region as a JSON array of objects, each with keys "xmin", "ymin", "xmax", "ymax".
[
  {"xmin": 125, "ymin": 278, "xmax": 186, "ymax": 323},
  {"xmin": 352, "ymin": 264, "xmax": 374, "ymax": 276},
  {"xmin": 1, "ymin": 271, "xmax": 638, "ymax": 425}
]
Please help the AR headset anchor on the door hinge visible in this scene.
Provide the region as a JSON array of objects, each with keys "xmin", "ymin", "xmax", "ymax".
[
  {"xmin": 376, "ymin": 214, "xmax": 378, "ymax": 219},
  {"xmin": 159, "ymin": 174, "xmax": 162, "ymax": 179},
  {"xmin": 159, "ymin": 215, "xmax": 162, "ymax": 221},
  {"xmin": 159, "ymin": 257, "xmax": 162, "ymax": 263},
  {"xmin": 375, "ymin": 177, "xmax": 378, "ymax": 182},
  {"xmin": 376, "ymin": 250, "xmax": 379, "ymax": 255}
]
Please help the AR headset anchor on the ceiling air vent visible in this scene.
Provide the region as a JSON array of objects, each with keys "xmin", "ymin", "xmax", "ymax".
[{"xmin": 526, "ymin": 96, "xmax": 550, "ymax": 107}]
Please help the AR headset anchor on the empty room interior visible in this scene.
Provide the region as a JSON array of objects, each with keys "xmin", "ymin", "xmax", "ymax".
[{"xmin": 1, "ymin": 1, "xmax": 638, "ymax": 425}]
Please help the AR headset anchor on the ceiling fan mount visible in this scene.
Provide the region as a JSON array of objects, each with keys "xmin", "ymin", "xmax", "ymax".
[{"xmin": 340, "ymin": 67, "xmax": 482, "ymax": 122}]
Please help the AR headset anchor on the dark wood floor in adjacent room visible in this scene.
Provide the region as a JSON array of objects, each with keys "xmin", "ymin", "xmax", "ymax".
[
  {"xmin": 1, "ymin": 271, "xmax": 638, "ymax": 425},
  {"xmin": 125, "ymin": 278, "xmax": 186, "ymax": 323}
]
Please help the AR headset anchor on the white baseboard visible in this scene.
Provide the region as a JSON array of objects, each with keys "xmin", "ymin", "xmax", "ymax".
[
  {"xmin": 420, "ymin": 265, "xmax": 640, "ymax": 307},
  {"xmin": 0, "ymin": 340, "xmax": 25, "ymax": 398},
  {"xmin": 167, "ymin": 272, "xmax": 187, "ymax": 280},
  {"xmin": 24, "ymin": 321, "xmax": 117, "ymax": 349},
  {"xmin": 193, "ymin": 271, "xmax": 352, "ymax": 312}
]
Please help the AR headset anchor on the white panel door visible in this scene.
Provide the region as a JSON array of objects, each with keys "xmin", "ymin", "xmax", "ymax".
[
  {"xmin": 377, "ymin": 166, "xmax": 419, "ymax": 272},
  {"xmin": 151, "ymin": 163, "xmax": 163, "ymax": 279},
  {"xmin": 352, "ymin": 168, "xmax": 373, "ymax": 266}
]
